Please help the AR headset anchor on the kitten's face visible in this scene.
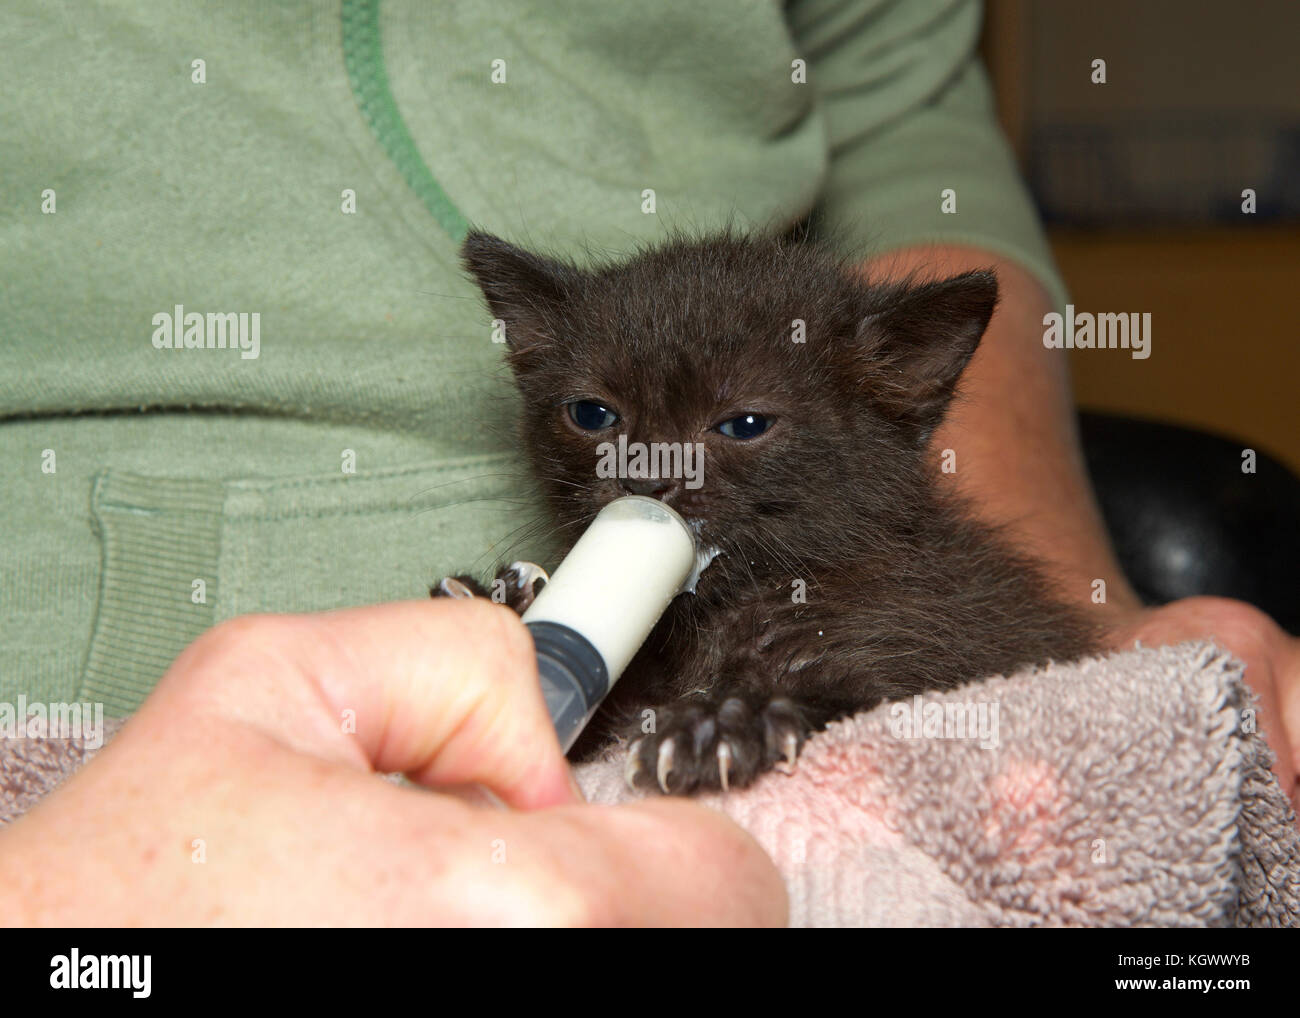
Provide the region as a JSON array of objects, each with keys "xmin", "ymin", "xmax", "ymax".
[{"xmin": 462, "ymin": 232, "xmax": 997, "ymax": 571}]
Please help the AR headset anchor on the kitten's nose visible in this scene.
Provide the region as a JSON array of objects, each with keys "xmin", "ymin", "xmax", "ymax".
[{"xmin": 620, "ymin": 477, "xmax": 677, "ymax": 499}]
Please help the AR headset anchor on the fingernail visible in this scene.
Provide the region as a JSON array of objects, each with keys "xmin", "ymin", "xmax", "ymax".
[{"xmin": 453, "ymin": 783, "xmax": 509, "ymax": 811}]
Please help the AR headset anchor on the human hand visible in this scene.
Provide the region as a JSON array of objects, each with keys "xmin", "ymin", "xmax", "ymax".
[
  {"xmin": 0, "ymin": 600, "xmax": 786, "ymax": 925},
  {"xmin": 1107, "ymin": 596, "xmax": 1300, "ymax": 814}
]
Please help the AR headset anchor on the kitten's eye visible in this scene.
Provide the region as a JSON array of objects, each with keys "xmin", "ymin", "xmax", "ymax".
[
  {"xmin": 567, "ymin": 400, "xmax": 619, "ymax": 431},
  {"xmin": 716, "ymin": 413, "xmax": 771, "ymax": 440}
]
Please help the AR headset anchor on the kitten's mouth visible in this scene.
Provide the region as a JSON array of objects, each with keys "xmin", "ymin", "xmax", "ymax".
[{"xmin": 682, "ymin": 518, "xmax": 723, "ymax": 594}]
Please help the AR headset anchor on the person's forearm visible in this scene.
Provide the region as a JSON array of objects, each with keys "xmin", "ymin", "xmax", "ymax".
[{"xmin": 860, "ymin": 244, "xmax": 1141, "ymax": 617}]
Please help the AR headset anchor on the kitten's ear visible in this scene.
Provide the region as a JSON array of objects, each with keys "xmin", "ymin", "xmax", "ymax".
[
  {"xmin": 855, "ymin": 270, "xmax": 999, "ymax": 443},
  {"xmin": 461, "ymin": 231, "xmax": 574, "ymax": 356}
]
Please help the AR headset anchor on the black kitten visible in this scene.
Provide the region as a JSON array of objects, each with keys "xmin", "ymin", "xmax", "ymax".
[{"xmin": 437, "ymin": 229, "xmax": 1099, "ymax": 794}]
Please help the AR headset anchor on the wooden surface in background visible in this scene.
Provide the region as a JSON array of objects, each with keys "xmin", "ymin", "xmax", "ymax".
[{"xmin": 1052, "ymin": 227, "xmax": 1300, "ymax": 474}]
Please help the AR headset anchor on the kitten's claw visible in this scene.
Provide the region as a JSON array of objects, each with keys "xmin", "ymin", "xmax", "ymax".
[
  {"xmin": 774, "ymin": 731, "xmax": 799, "ymax": 774},
  {"xmin": 656, "ymin": 739, "xmax": 675, "ymax": 794},
  {"xmin": 624, "ymin": 740, "xmax": 643, "ymax": 790},
  {"xmin": 496, "ymin": 561, "xmax": 550, "ymax": 614},
  {"xmin": 507, "ymin": 560, "xmax": 549, "ymax": 591},
  {"xmin": 626, "ymin": 695, "xmax": 809, "ymax": 794},
  {"xmin": 438, "ymin": 577, "xmax": 475, "ymax": 600},
  {"xmin": 717, "ymin": 741, "xmax": 732, "ymax": 792}
]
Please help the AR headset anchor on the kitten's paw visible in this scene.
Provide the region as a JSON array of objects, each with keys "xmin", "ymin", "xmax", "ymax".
[
  {"xmin": 624, "ymin": 695, "xmax": 807, "ymax": 795},
  {"xmin": 429, "ymin": 562, "xmax": 548, "ymax": 615},
  {"xmin": 430, "ymin": 574, "xmax": 489, "ymax": 600},
  {"xmin": 496, "ymin": 561, "xmax": 549, "ymax": 615}
]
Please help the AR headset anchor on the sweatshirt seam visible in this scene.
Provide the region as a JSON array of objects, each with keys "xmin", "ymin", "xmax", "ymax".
[{"xmin": 340, "ymin": 0, "xmax": 469, "ymax": 241}]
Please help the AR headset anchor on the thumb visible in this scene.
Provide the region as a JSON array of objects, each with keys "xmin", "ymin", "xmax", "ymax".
[{"xmin": 172, "ymin": 599, "xmax": 578, "ymax": 810}]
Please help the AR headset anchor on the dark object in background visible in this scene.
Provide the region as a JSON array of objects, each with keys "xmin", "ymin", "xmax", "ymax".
[
  {"xmin": 1080, "ymin": 411, "xmax": 1300, "ymax": 634},
  {"xmin": 985, "ymin": 0, "xmax": 1300, "ymax": 226},
  {"xmin": 1029, "ymin": 120, "xmax": 1300, "ymax": 226}
]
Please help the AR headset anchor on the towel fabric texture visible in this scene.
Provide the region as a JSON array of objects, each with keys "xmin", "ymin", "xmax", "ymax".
[{"xmin": 3, "ymin": 641, "xmax": 1296, "ymax": 926}]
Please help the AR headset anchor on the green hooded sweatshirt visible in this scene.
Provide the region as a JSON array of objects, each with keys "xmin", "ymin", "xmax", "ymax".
[{"xmin": 0, "ymin": 0, "xmax": 1062, "ymax": 714}]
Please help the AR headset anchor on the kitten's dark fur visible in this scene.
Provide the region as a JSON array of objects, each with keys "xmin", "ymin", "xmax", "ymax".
[{"xmin": 439, "ymin": 229, "xmax": 1099, "ymax": 794}]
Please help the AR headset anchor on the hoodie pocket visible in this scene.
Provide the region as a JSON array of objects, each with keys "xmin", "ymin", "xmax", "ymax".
[{"xmin": 80, "ymin": 452, "xmax": 550, "ymax": 714}]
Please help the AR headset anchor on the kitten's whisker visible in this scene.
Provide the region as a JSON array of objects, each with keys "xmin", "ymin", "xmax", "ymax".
[
  {"xmin": 534, "ymin": 474, "xmax": 589, "ymax": 491},
  {"xmin": 753, "ymin": 524, "xmax": 822, "ymax": 594},
  {"xmin": 410, "ymin": 495, "xmax": 541, "ymax": 520},
  {"xmin": 474, "ymin": 504, "xmax": 597, "ymax": 574},
  {"xmin": 469, "ymin": 515, "xmax": 557, "ymax": 572},
  {"xmin": 416, "ymin": 289, "xmax": 477, "ymax": 302},
  {"xmin": 406, "ymin": 471, "xmax": 535, "ymax": 500}
]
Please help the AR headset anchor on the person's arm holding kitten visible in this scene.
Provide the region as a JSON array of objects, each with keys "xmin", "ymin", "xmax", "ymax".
[
  {"xmin": 792, "ymin": 0, "xmax": 1298, "ymax": 809},
  {"xmin": 868, "ymin": 243, "xmax": 1300, "ymax": 809}
]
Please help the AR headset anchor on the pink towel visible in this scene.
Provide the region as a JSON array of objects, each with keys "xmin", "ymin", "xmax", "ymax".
[
  {"xmin": 4, "ymin": 641, "xmax": 1297, "ymax": 926},
  {"xmin": 574, "ymin": 642, "xmax": 1300, "ymax": 926}
]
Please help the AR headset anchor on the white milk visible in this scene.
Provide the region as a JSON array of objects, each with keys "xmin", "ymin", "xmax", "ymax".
[{"xmin": 521, "ymin": 496, "xmax": 706, "ymax": 686}]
